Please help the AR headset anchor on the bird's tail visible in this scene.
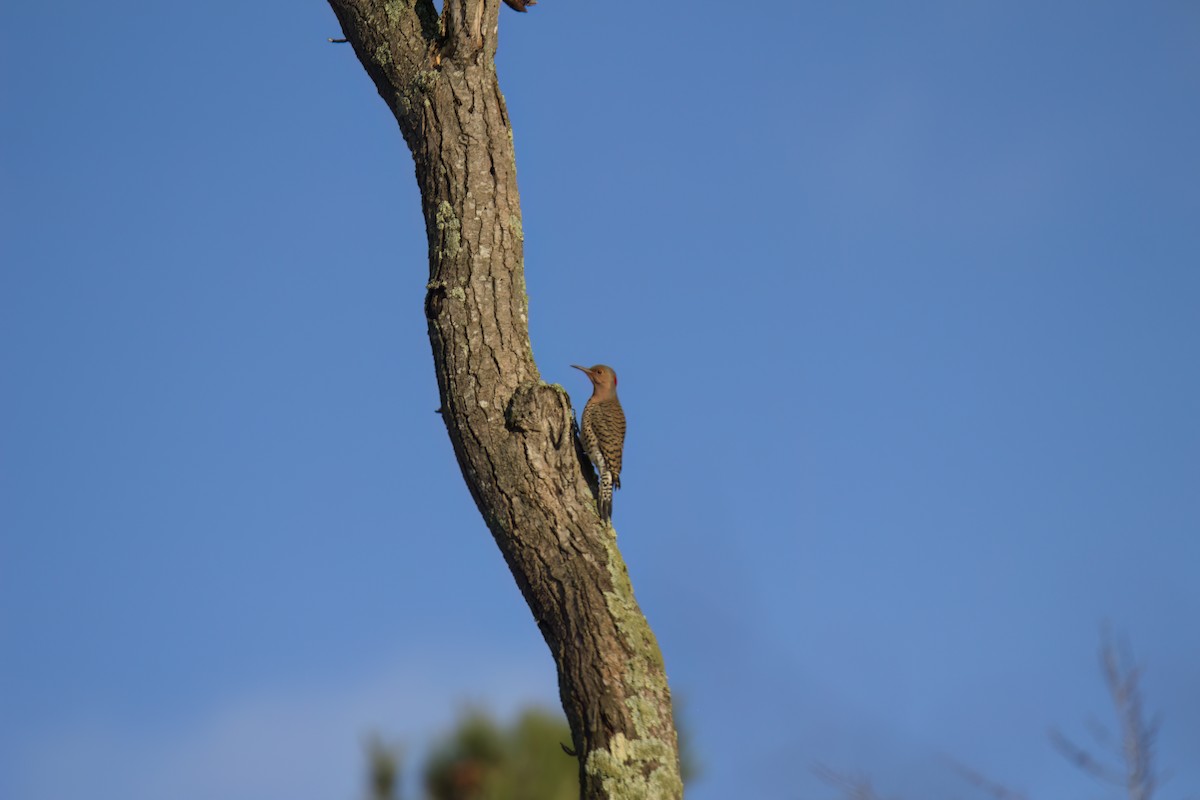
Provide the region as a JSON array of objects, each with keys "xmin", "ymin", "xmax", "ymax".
[{"xmin": 599, "ymin": 470, "xmax": 614, "ymax": 523}]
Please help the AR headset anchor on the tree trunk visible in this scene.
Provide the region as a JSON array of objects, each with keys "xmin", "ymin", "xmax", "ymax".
[{"xmin": 324, "ymin": 2, "xmax": 683, "ymax": 797}]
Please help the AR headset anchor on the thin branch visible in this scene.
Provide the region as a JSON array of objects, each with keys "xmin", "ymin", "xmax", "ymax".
[
  {"xmin": 1050, "ymin": 631, "xmax": 1160, "ymax": 800},
  {"xmin": 812, "ymin": 763, "xmax": 885, "ymax": 800},
  {"xmin": 947, "ymin": 759, "xmax": 1030, "ymax": 800},
  {"xmin": 1049, "ymin": 728, "xmax": 1126, "ymax": 786}
]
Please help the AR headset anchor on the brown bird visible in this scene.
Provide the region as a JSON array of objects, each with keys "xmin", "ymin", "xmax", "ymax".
[
  {"xmin": 571, "ymin": 364, "xmax": 626, "ymax": 523},
  {"xmin": 502, "ymin": 0, "xmax": 537, "ymax": 11}
]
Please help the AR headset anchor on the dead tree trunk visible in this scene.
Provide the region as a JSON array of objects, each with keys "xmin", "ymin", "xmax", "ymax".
[{"xmin": 324, "ymin": 2, "xmax": 683, "ymax": 797}]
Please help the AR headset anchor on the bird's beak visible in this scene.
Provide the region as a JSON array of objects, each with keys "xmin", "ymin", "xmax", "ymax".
[{"xmin": 570, "ymin": 364, "xmax": 589, "ymax": 374}]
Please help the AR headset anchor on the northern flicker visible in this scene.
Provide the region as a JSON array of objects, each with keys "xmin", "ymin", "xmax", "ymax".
[{"xmin": 572, "ymin": 364, "xmax": 626, "ymax": 523}]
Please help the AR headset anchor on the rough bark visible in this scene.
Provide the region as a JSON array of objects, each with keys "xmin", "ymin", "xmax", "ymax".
[{"xmin": 324, "ymin": 2, "xmax": 682, "ymax": 797}]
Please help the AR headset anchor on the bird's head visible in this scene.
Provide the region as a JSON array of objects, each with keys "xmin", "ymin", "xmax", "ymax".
[{"xmin": 571, "ymin": 364, "xmax": 618, "ymax": 396}]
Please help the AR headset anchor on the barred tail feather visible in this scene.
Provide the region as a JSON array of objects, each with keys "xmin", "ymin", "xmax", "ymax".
[{"xmin": 599, "ymin": 469, "xmax": 614, "ymax": 522}]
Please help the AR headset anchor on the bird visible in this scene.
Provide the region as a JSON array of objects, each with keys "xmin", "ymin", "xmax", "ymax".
[
  {"xmin": 502, "ymin": 0, "xmax": 537, "ymax": 11},
  {"xmin": 571, "ymin": 364, "xmax": 626, "ymax": 523}
]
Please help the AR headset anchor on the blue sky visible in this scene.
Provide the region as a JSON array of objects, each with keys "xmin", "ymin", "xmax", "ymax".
[{"xmin": 3, "ymin": 2, "xmax": 1199, "ymax": 798}]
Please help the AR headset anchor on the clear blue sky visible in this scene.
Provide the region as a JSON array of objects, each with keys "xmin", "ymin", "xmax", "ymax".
[{"xmin": 3, "ymin": 2, "xmax": 1198, "ymax": 798}]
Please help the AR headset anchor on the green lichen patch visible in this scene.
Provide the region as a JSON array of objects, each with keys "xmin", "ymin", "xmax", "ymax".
[
  {"xmin": 588, "ymin": 544, "xmax": 682, "ymax": 798},
  {"xmin": 413, "ymin": 69, "xmax": 436, "ymax": 93},
  {"xmin": 383, "ymin": 0, "xmax": 403, "ymax": 25},
  {"xmin": 435, "ymin": 202, "xmax": 461, "ymax": 261},
  {"xmin": 584, "ymin": 733, "xmax": 683, "ymax": 800},
  {"xmin": 508, "ymin": 213, "xmax": 524, "ymax": 242},
  {"xmin": 626, "ymin": 694, "xmax": 662, "ymax": 734},
  {"xmin": 603, "ymin": 546, "xmax": 666, "ymax": 678}
]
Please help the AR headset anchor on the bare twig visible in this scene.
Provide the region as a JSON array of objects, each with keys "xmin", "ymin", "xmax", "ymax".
[
  {"xmin": 812, "ymin": 763, "xmax": 885, "ymax": 800},
  {"xmin": 1049, "ymin": 630, "xmax": 1160, "ymax": 800},
  {"xmin": 947, "ymin": 758, "xmax": 1030, "ymax": 800},
  {"xmin": 1049, "ymin": 728, "xmax": 1126, "ymax": 785}
]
